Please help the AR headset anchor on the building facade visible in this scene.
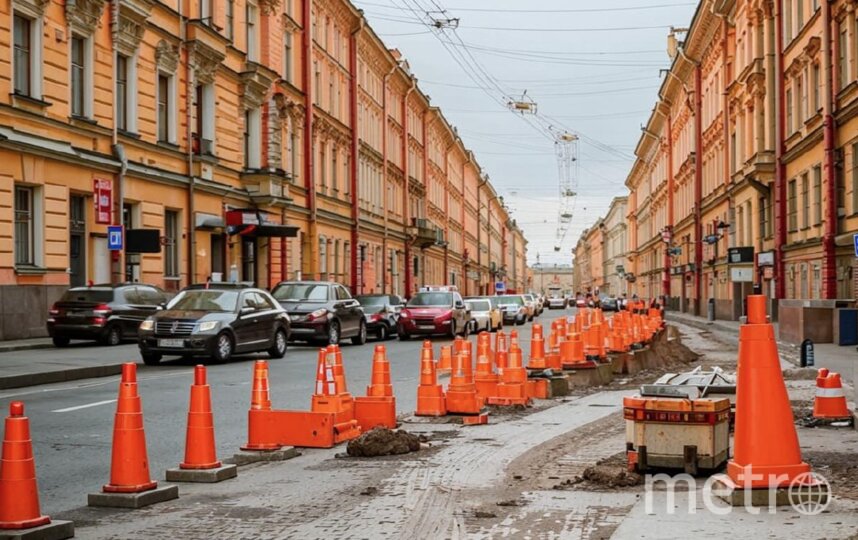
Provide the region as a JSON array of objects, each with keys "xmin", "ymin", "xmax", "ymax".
[
  {"xmin": 621, "ymin": 0, "xmax": 858, "ymax": 321},
  {"xmin": 531, "ymin": 263, "xmax": 574, "ymax": 296},
  {"xmin": 602, "ymin": 196, "xmax": 628, "ymax": 296},
  {"xmin": 0, "ymin": 0, "xmax": 526, "ymax": 339}
]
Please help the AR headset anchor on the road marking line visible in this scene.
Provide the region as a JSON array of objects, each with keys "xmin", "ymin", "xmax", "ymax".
[{"xmin": 51, "ymin": 399, "xmax": 117, "ymax": 413}]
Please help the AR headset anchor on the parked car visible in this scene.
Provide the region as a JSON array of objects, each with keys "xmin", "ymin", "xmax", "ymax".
[
  {"xmin": 546, "ymin": 295, "xmax": 567, "ymax": 310},
  {"xmin": 496, "ymin": 295, "xmax": 528, "ymax": 326},
  {"xmin": 137, "ymin": 285, "xmax": 289, "ymax": 365},
  {"xmin": 271, "ymin": 281, "xmax": 367, "ymax": 346},
  {"xmin": 356, "ymin": 294, "xmax": 405, "ymax": 341},
  {"xmin": 601, "ymin": 295, "xmax": 619, "ymax": 312},
  {"xmin": 523, "ymin": 293, "xmax": 541, "ymax": 318},
  {"xmin": 520, "ymin": 294, "xmax": 536, "ymax": 321},
  {"xmin": 47, "ymin": 283, "xmax": 168, "ymax": 347},
  {"xmin": 575, "ymin": 296, "xmax": 587, "ymax": 309},
  {"xmin": 398, "ymin": 290, "xmax": 471, "ymax": 340},
  {"xmin": 465, "ymin": 297, "xmax": 502, "ymax": 333}
]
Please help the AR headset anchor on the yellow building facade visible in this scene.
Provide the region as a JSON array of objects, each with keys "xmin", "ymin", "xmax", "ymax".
[{"xmin": 0, "ymin": 0, "xmax": 526, "ymax": 339}]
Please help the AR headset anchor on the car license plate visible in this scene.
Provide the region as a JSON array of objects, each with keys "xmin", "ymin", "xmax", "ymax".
[
  {"xmin": 158, "ymin": 338, "xmax": 185, "ymax": 348},
  {"xmin": 419, "ymin": 324, "xmax": 435, "ymax": 330}
]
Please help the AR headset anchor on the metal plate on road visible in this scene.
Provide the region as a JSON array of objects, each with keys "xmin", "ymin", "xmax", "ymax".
[{"xmin": 158, "ymin": 338, "xmax": 185, "ymax": 348}]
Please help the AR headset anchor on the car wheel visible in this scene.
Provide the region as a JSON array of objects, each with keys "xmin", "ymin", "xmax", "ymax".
[
  {"xmin": 461, "ymin": 320, "xmax": 470, "ymax": 338},
  {"xmin": 448, "ymin": 320, "xmax": 457, "ymax": 339},
  {"xmin": 52, "ymin": 337, "xmax": 70, "ymax": 347},
  {"xmin": 516, "ymin": 316, "xmax": 524, "ymax": 326},
  {"xmin": 376, "ymin": 323, "xmax": 389, "ymax": 341},
  {"xmin": 352, "ymin": 320, "xmax": 367, "ymax": 346},
  {"xmin": 327, "ymin": 320, "xmax": 341, "ymax": 345},
  {"xmin": 268, "ymin": 328, "xmax": 288, "ymax": 359},
  {"xmin": 99, "ymin": 324, "xmax": 122, "ymax": 346},
  {"xmin": 141, "ymin": 352, "xmax": 162, "ymax": 366},
  {"xmin": 213, "ymin": 332, "xmax": 234, "ymax": 363}
]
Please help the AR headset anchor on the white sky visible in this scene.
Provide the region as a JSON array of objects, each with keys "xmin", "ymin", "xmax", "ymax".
[{"xmin": 354, "ymin": 0, "xmax": 698, "ymax": 265}]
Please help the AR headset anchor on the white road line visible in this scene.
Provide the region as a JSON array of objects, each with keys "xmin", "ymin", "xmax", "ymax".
[{"xmin": 51, "ymin": 399, "xmax": 117, "ymax": 413}]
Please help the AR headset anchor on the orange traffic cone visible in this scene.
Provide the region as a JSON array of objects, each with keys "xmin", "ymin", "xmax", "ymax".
[
  {"xmin": 527, "ymin": 323, "xmax": 547, "ymax": 370},
  {"xmin": 242, "ymin": 360, "xmax": 281, "ymax": 451},
  {"xmin": 416, "ymin": 342, "xmax": 446, "ymax": 416},
  {"xmin": 180, "ymin": 365, "xmax": 221, "ymax": 469},
  {"xmin": 328, "ymin": 344, "xmax": 349, "ymax": 395},
  {"xmin": 474, "ymin": 345, "xmax": 498, "ymax": 401},
  {"xmin": 489, "ymin": 341, "xmax": 531, "ymax": 406},
  {"xmin": 249, "ymin": 359, "xmax": 272, "ymax": 411},
  {"xmin": 103, "ymin": 363, "xmax": 157, "ymax": 493},
  {"xmin": 355, "ymin": 346, "xmax": 397, "ymax": 430},
  {"xmin": 477, "ymin": 332, "xmax": 494, "ymax": 365},
  {"xmin": 312, "ymin": 348, "xmax": 361, "ymax": 442},
  {"xmin": 0, "ymin": 401, "xmax": 50, "ymax": 530},
  {"xmin": 726, "ymin": 295, "xmax": 811, "ymax": 489},
  {"xmin": 495, "ymin": 331, "xmax": 508, "ymax": 371},
  {"xmin": 437, "ymin": 345, "xmax": 454, "ymax": 373},
  {"xmin": 812, "ymin": 369, "xmax": 851, "ymax": 420},
  {"xmin": 446, "ymin": 351, "xmax": 483, "ymax": 415}
]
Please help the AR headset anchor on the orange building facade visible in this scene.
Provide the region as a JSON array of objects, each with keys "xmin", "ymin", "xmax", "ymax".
[
  {"xmin": 624, "ymin": 0, "xmax": 858, "ymax": 321},
  {"xmin": 0, "ymin": 0, "xmax": 526, "ymax": 339}
]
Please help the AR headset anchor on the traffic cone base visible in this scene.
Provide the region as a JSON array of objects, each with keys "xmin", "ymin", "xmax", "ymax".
[
  {"xmin": 0, "ymin": 402, "xmax": 51, "ymax": 530},
  {"xmin": 462, "ymin": 413, "xmax": 489, "ymax": 425},
  {"xmin": 415, "ymin": 385, "xmax": 447, "ymax": 417}
]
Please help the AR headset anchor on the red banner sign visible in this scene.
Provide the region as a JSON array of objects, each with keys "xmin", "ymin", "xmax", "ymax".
[{"xmin": 93, "ymin": 178, "xmax": 112, "ymax": 224}]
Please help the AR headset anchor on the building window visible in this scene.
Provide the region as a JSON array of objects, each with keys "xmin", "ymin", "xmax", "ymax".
[
  {"xmin": 813, "ymin": 165, "xmax": 822, "ymax": 225},
  {"xmin": 786, "ymin": 88, "xmax": 793, "ymax": 133},
  {"xmin": 332, "ymin": 145, "xmax": 338, "ymax": 192},
  {"xmin": 194, "ymin": 83, "xmax": 215, "ymax": 155},
  {"xmin": 70, "ymin": 36, "xmax": 87, "ymax": 117},
  {"xmin": 314, "ymin": 62, "xmax": 321, "ymax": 106},
  {"xmin": 784, "ymin": 0, "xmax": 792, "ymax": 42},
  {"xmin": 840, "ymin": 22, "xmax": 848, "ymax": 90},
  {"xmin": 729, "ymin": 132, "xmax": 737, "ymax": 173},
  {"xmin": 283, "ymin": 32, "xmax": 292, "ymax": 82},
  {"xmin": 319, "ymin": 238, "xmax": 328, "ymax": 279},
  {"xmin": 225, "ymin": 0, "xmax": 234, "ymax": 41},
  {"xmin": 157, "ymin": 74, "xmax": 170, "ymax": 142},
  {"xmin": 244, "ymin": 108, "xmax": 261, "ymax": 169},
  {"xmin": 116, "ymin": 54, "xmax": 129, "ymax": 131},
  {"xmin": 320, "ymin": 142, "xmax": 327, "ymax": 191},
  {"xmin": 289, "ymin": 125, "xmax": 298, "ymax": 181},
  {"xmin": 852, "ymin": 143, "xmax": 858, "ymax": 214},
  {"xmin": 246, "ymin": 3, "xmax": 258, "ymax": 62},
  {"xmin": 788, "ymin": 179, "xmax": 798, "ymax": 231},
  {"xmin": 801, "ymin": 173, "xmax": 809, "ymax": 229},
  {"xmin": 759, "ymin": 195, "xmax": 769, "ymax": 238},
  {"xmin": 811, "ymin": 63, "xmax": 820, "ymax": 113},
  {"xmin": 201, "ymin": 0, "xmax": 213, "ymax": 24},
  {"xmin": 797, "ymin": 71, "xmax": 805, "ymax": 121},
  {"xmin": 13, "ymin": 13, "xmax": 38, "ymax": 97},
  {"xmin": 164, "ymin": 210, "xmax": 179, "ymax": 277},
  {"xmin": 14, "ymin": 186, "xmax": 34, "ymax": 266}
]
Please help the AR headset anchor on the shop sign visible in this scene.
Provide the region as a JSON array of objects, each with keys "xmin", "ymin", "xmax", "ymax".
[{"xmin": 93, "ymin": 178, "xmax": 112, "ymax": 224}]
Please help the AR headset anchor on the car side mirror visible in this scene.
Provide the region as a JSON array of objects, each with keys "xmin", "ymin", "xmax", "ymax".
[{"xmin": 455, "ymin": 301, "xmax": 464, "ymax": 309}]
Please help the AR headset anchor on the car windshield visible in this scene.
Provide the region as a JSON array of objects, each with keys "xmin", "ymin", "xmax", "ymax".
[
  {"xmin": 356, "ymin": 296, "xmax": 387, "ymax": 306},
  {"xmin": 497, "ymin": 295, "xmax": 524, "ymax": 306},
  {"xmin": 407, "ymin": 293, "xmax": 452, "ymax": 307},
  {"xmin": 168, "ymin": 290, "xmax": 238, "ymax": 312},
  {"xmin": 524, "ymin": 294, "xmax": 534, "ymax": 301},
  {"xmin": 59, "ymin": 289, "xmax": 114, "ymax": 303},
  {"xmin": 272, "ymin": 283, "xmax": 329, "ymax": 302},
  {"xmin": 467, "ymin": 300, "xmax": 491, "ymax": 311}
]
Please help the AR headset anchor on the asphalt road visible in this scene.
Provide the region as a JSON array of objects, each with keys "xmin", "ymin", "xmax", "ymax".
[{"xmin": 0, "ymin": 308, "xmax": 573, "ymax": 515}]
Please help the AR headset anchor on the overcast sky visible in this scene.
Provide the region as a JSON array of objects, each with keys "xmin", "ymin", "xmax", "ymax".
[{"xmin": 354, "ymin": 0, "xmax": 698, "ymax": 266}]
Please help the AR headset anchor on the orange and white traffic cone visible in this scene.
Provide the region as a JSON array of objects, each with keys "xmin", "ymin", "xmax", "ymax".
[
  {"xmin": 474, "ymin": 345, "xmax": 498, "ymax": 401},
  {"xmin": 527, "ymin": 323, "xmax": 547, "ymax": 371},
  {"xmin": 812, "ymin": 369, "xmax": 852, "ymax": 420},
  {"xmin": 168, "ymin": 366, "xmax": 237, "ymax": 482},
  {"xmin": 724, "ymin": 295, "xmax": 813, "ymax": 491},
  {"xmin": 242, "ymin": 360, "xmax": 282, "ymax": 451},
  {"xmin": 416, "ymin": 342, "xmax": 446, "ymax": 416},
  {"xmin": 437, "ymin": 345, "xmax": 454, "ymax": 373},
  {"xmin": 354, "ymin": 345, "xmax": 397, "ymax": 430},
  {"xmin": 446, "ymin": 351, "xmax": 483, "ymax": 416},
  {"xmin": 0, "ymin": 401, "xmax": 50, "ymax": 530}
]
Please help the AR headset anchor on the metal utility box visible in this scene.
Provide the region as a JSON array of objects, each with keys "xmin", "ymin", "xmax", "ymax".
[
  {"xmin": 833, "ymin": 308, "xmax": 858, "ymax": 346},
  {"xmin": 623, "ymin": 396, "xmax": 730, "ymax": 474}
]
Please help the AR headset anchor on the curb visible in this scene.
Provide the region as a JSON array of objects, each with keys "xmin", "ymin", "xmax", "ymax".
[
  {"xmin": 0, "ymin": 363, "xmax": 126, "ymax": 390},
  {"xmin": 0, "ymin": 342, "xmax": 56, "ymax": 353}
]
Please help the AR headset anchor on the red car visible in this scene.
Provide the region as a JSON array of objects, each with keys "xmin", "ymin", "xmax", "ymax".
[{"xmin": 398, "ymin": 291, "xmax": 471, "ymax": 340}]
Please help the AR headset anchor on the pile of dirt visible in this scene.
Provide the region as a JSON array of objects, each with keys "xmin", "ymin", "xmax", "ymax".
[
  {"xmin": 346, "ymin": 428, "xmax": 425, "ymax": 457},
  {"xmin": 783, "ymin": 367, "xmax": 819, "ymax": 380},
  {"xmin": 652, "ymin": 331, "xmax": 699, "ymax": 366},
  {"xmin": 580, "ymin": 465, "xmax": 643, "ymax": 488}
]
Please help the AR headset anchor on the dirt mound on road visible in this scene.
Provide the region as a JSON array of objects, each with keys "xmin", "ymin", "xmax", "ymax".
[
  {"xmin": 346, "ymin": 428, "xmax": 424, "ymax": 457},
  {"xmin": 580, "ymin": 465, "xmax": 643, "ymax": 488}
]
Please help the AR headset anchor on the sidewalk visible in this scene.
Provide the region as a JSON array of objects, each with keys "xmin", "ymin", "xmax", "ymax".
[
  {"xmin": 0, "ymin": 343, "xmax": 128, "ymax": 390},
  {"xmin": 0, "ymin": 336, "xmax": 56, "ymax": 353},
  {"xmin": 667, "ymin": 309, "xmax": 858, "ymax": 385}
]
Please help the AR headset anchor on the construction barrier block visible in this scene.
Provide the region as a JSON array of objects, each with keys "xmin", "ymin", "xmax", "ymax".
[
  {"xmin": 353, "ymin": 396, "xmax": 397, "ymax": 431},
  {"xmin": 166, "ymin": 463, "xmax": 237, "ymax": 483},
  {"xmin": 462, "ymin": 413, "xmax": 489, "ymax": 426},
  {"xmin": 526, "ymin": 378, "xmax": 550, "ymax": 399},
  {"xmin": 0, "ymin": 520, "xmax": 75, "ymax": 540},
  {"xmin": 246, "ymin": 409, "xmax": 337, "ymax": 449},
  {"xmin": 474, "ymin": 378, "xmax": 499, "ymax": 401},
  {"xmin": 87, "ymin": 484, "xmax": 179, "ymax": 509}
]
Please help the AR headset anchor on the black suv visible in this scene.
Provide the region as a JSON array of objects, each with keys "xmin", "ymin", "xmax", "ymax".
[
  {"xmin": 271, "ymin": 281, "xmax": 367, "ymax": 346},
  {"xmin": 137, "ymin": 285, "xmax": 290, "ymax": 365},
  {"xmin": 356, "ymin": 294, "xmax": 405, "ymax": 341},
  {"xmin": 47, "ymin": 284, "xmax": 168, "ymax": 347}
]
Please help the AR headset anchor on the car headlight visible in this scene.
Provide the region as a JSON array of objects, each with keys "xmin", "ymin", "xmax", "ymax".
[
  {"xmin": 196, "ymin": 321, "xmax": 220, "ymax": 332},
  {"xmin": 400, "ymin": 311, "xmax": 409, "ymax": 318},
  {"xmin": 307, "ymin": 308, "xmax": 329, "ymax": 321},
  {"xmin": 139, "ymin": 319, "xmax": 154, "ymax": 331}
]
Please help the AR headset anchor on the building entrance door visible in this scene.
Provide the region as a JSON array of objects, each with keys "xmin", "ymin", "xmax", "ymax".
[{"xmin": 69, "ymin": 196, "xmax": 86, "ymax": 286}]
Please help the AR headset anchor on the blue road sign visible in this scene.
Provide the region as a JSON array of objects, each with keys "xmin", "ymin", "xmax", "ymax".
[
  {"xmin": 495, "ymin": 281, "xmax": 506, "ymax": 293},
  {"xmin": 854, "ymin": 233, "xmax": 858, "ymax": 257},
  {"xmin": 108, "ymin": 226, "xmax": 123, "ymax": 251}
]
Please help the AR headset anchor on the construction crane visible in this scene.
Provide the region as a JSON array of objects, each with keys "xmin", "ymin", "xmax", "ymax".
[{"xmin": 552, "ymin": 131, "xmax": 579, "ymax": 252}]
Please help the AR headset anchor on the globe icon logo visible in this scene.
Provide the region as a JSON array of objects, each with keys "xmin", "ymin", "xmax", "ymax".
[{"xmin": 788, "ymin": 472, "xmax": 831, "ymax": 515}]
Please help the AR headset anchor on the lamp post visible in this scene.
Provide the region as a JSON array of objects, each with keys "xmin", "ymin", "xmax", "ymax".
[{"xmin": 704, "ymin": 220, "xmax": 730, "ymax": 321}]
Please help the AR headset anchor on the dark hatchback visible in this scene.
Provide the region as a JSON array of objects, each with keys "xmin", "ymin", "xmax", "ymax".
[
  {"xmin": 356, "ymin": 294, "xmax": 404, "ymax": 341},
  {"xmin": 271, "ymin": 281, "xmax": 367, "ymax": 346},
  {"xmin": 47, "ymin": 284, "xmax": 168, "ymax": 347},
  {"xmin": 137, "ymin": 285, "xmax": 290, "ymax": 365}
]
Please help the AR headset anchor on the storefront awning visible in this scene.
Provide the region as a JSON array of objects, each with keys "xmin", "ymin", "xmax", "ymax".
[{"xmin": 237, "ymin": 224, "xmax": 300, "ymax": 238}]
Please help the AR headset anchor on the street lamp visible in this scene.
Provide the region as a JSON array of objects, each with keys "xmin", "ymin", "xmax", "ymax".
[{"xmin": 704, "ymin": 220, "xmax": 730, "ymax": 321}]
